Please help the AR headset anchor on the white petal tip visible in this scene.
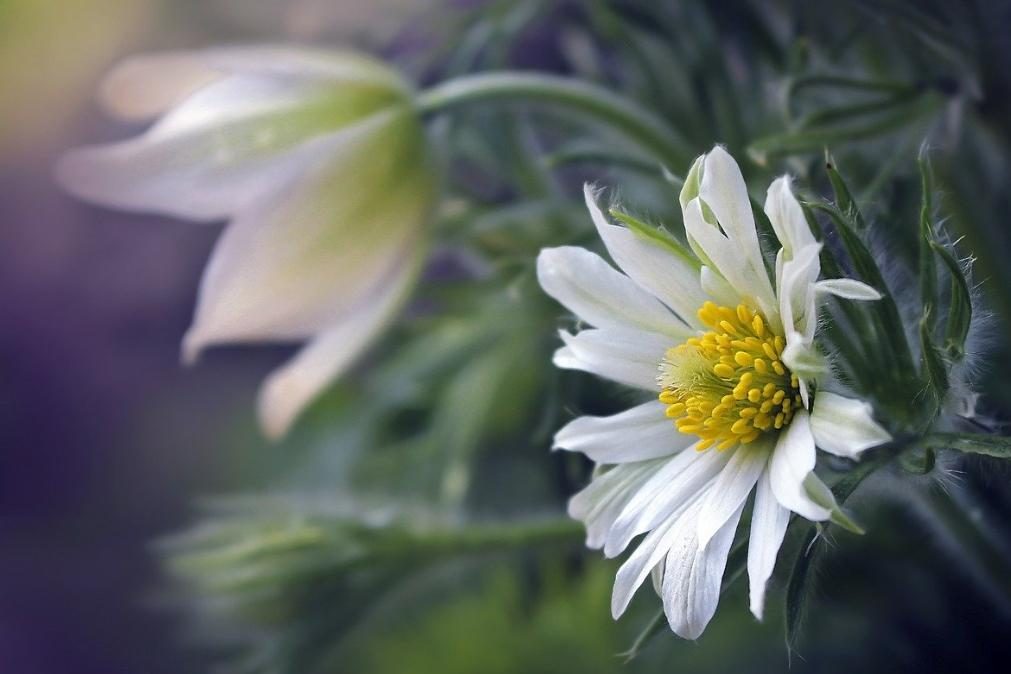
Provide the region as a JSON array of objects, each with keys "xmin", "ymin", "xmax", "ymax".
[
  {"xmin": 180, "ymin": 329, "xmax": 205, "ymax": 367},
  {"xmin": 257, "ymin": 371, "xmax": 303, "ymax": 441}
]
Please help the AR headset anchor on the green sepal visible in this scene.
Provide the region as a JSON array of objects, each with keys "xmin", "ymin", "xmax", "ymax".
[
  {"xmin": 608, "ymin": 208, "xmax": 700, "ymax": 269},
  {"xmin": 930, "ymin": 241, "xmax": 973, "ymax": 359}
]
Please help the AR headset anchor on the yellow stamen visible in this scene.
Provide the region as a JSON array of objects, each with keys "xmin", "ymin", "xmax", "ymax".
[{"xmin": 659, "ymin": 301, "xmax": 804, "ymax": 451}]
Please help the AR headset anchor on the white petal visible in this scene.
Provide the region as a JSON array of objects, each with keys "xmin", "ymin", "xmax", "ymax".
[
  {"xmin": 684, "ymin": 198, "xmax": 778, "ymax": 323},
  {"xmin": 768, "ymin": 411, "xmax": 831, "ymax": 521},
  {"xmin": 537, "ymin": 246, "xmax": 690, "ymax": 338},
  {"xmin": 257, "ymin": 251, "xmax": 421, "ymax": 438},
  {"xmin": 182, "ymin": 109, "xmax": 433, "ymax": 355},
  {"xmin": 604, "ymin": 445, "xmax": 731, "ymax": 558},
  {"xmin": 815, "ymin": 278, "xmax": 882, "ymax": 301},
  {"xmin": 569, "ymin": 460, "xmax": 663, "ymax": 549},
  {"xmin": 777, "ymin": 242, "xmax": 821, "ymax": 339},
  {"xmin": 611, "ymin": 497, "xmax": 699, "ymax": 619},
  {"xmin": 810, "ymin": 392, "xmax": 891, "ymax": 459},
  {"xmin": 97, "ymin": 47, "xmax": 407, "ymax": 121},
  {"xmin": 60, "ymin": 74, "xmax": 391, "ymax": 221},
  {"xmin": 98, "ymin": 52, "xmax": 223, "ymax": 121},
  {"xmin": 699, "ymin": 265, "xmax": 739, "ymax": 308},
  {"xmin": 554, "ymin": 328, "xmax": 669, "ymax": 391},
  {"xmin": 699, "ymin": 147, "xmax": 776, "ymax": 308},
  {"xmin": 553, "ymin": 401, "xmax": 692, "ymax": 464},
  {"xmin": 583, "ymin": 185, "xmax": 706, "ymax": 328},
  {"xmin": 661, "ymin": 500, "xmax": 744, "ymax": 640},
  {"xmin": 747, "ymin": 467, "xmax": 790, "ymax": 620},
  {"xmin": 764, "ymin": 176, "xmax": 816, "ymax": 257},
  {"xmin": 696, "ymin": 444, "xmax": 768, "ymax": 549},
  {"xmin": 700, "ymin": 147, "xmax": 759, "ymax": 248}
]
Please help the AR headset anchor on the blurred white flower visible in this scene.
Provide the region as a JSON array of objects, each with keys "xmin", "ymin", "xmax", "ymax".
[
  {"xmin": 538, "ymin": 147, "xmax": 891, "ymax": 639},
  {"xmin": 57, "ymin": 46, "xmax": 436, "ymax": 438}
]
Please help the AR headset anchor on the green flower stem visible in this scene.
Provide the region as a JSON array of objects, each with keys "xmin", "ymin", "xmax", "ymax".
[
  {"xmin": 924, "ymin": 432, "xmax": 1011, "ymax": 458},
  {"xmin": 416, "ymin": 72, "xmax": 692, "ymax": 168}
]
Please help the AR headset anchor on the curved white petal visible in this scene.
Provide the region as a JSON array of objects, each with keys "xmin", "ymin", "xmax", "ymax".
[
  {"xmin": 98, "ymin": 52, "xmax": 223, "ymax": 121},
  {"xmin": 183, "ymin": 109, "xmax": 433, "ymax": 354},
  {"xmin": 810, "ymin": 392, "xmax": 891, "ymax": 459},
  {"xmin": 747, "ymin": 467, "xmax": 790, "ymax": 620},
  {"xmin": 257, "ymin": 249, "xmax": 422, "ymax": 438},
  {"xmin": 553, "ymin": 401, "xmax": 692, "ymax": 464},
  {"xmin": 583, "ymin": 185, "xmax": 706, "ymax": 328},
  {"xmin": 59, "ymin": 70, "xmax": 406, "ymax": 221},
  {"xmin": 611, "ymin": 497, "xmax": 699, "ymax": 619},
  {"xmin": 661, "ymin": 500, "xmax": 744, "ymax": 640},
  {"xmin": 764, "ymin": 176, "xmax": 816, "ymax": 257},
  {"xmin": 554, "ymin": 328, "xmax": 669, "ymax": 391},
  {"xmin": 815, "ymin": 278, "xmax": 882, "ymax": 301},
  {"xmin": 604, "ymin": 445, "xmax": 731, "ymax": 558},
  {"xmin": 697, "ymin": 444, "xmax": 768, "ymax": 549},
  {"xmin": 569, "ymin": 460, "xmax": 664, "ymax": 549},
  {"xmin": 768, "ymin": 411, "xmax": 831, "ymax": 521},
  {"xmin": 97, "ymin": 46, "xmax": 407, "ymax": 121},
  {"xmin": 777, "ymin": 242, "xmax": 822, "ymax": 340},
  {"xmin": 699, "ymin": 265, "xmax": 739, "ymax": 308},
  {"xmin": 684, "ymin": 198, "xmax": 778, "ymax": 323},
  {"xmin": 698, "ymin": 147, "xmax": 776, "ymax": 310},
  {"xmin": 537, "ymin": 246, "xmax": 690, "ymax": 338}
]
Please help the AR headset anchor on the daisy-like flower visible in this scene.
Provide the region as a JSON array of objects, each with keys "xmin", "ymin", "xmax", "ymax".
[
  {"xmin": 57, "ymin": 46, "xmax": 436, "ymax": 438},
  {"xmin": 537, "ymin": 146, "xmax": 892, "ymax": 639}
]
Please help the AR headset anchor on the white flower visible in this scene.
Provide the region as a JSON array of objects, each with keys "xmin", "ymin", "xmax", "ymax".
[
  {"xmin": 538, "ymin": 146, "xmax": 891, "ymax": 639},
  {"xmin": 57, "ymin": 46, "xmax": 436, "ymax": 438}
]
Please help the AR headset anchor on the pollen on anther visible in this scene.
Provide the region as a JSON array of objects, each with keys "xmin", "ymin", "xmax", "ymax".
[{"xmin": 658, "ymin": 302, "xmax": 803, "ymax": 452}]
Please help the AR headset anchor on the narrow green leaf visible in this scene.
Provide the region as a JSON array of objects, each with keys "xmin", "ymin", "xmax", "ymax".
[
  {"xmin": 825, "ymin": 153, "xmax": 866, "ymax": 231},
  {"xmin": 918, "ymin": 146, "xmax": 938, "ymax": 320},
  {"xmin": 810, "ymin": 201, "xmax": 915, "ymax": 375},
  {"xmin": 784, "ymin": 523, "xmax": 821, "ymax": 653},
  {"xmin": 748, "ymin": 95, "xmax": 940, "ymax": 165},
  {"xmin": 925, "ymin": 432, "xmax": 1011, "ymax": 458},
  {"xmin": 620, "ymin": 609, "xmax": 666, "ymax": 663},
  {"xmin": 784, "ymin": 452, "xmax": 888, "ymax": 651},
  {"xmin": 919, "ymin": 307, "xmax": 950, "ymax": 410}
]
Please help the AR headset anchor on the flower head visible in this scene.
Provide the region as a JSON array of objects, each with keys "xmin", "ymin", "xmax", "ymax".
[
  {"xmin": 538, "ymin": 147, "xmax": 891, "ymax": 638},
  {"xmin": 57, "ymin": 46, "xmax": 436, "ymax": 438}
]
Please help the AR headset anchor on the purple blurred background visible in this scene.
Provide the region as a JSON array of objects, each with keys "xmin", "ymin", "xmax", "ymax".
[{"xmin": 0, "ymin": 1, "xmax": 430, "ymax": 670}]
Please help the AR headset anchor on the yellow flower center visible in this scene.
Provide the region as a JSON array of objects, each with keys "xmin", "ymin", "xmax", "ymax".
[{"xmin": 658, "ymin": 301, "xmax": 803, "ymax": 451}]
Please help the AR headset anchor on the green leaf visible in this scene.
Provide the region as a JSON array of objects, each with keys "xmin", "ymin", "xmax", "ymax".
[
  {"xmin": 809, "ymin": 201, "xmax": 915, "ymax": 376},
  {"xmin": 925, "ymin": 432, "xmax": 1011, "ymax": 458},
  {"xmin": 784, "ymin": 523, "xmax": 822, "ymax": 653},
  {"xmin": 747, "ymin": 94, "xmax": 941, "ymax": 165},
  {"xmin": 784, "ymin": 452, "xmax": 890, "ymax": 651},
  {"xmin": 918, "ymin": 146, "xmax": 939, "ymax": 319},
  {"xmin": 825, "ymin": 152, "xmax": 866, "ymax": 231},
  {"xmin": 620, "ymin": 609, "xmax": 666, "ymax": 663},
  {"xmin": 919, "ymin": 307, "xmax": 950, "ymax": 410}
]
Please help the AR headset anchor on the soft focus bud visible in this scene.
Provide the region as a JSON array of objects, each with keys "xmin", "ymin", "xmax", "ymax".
[{"xmin": 57, "ymin": 46, "xmax": 437, "ymax": 438}]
